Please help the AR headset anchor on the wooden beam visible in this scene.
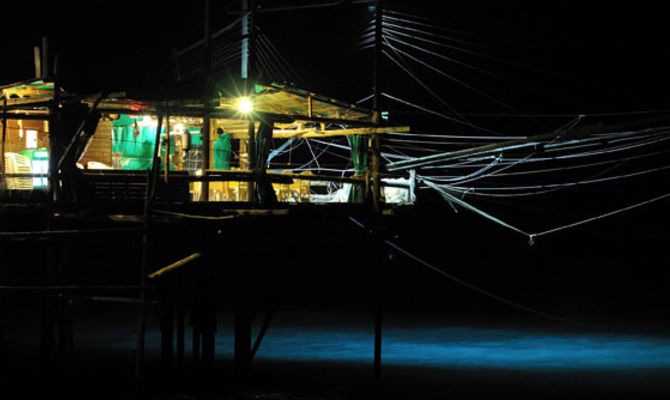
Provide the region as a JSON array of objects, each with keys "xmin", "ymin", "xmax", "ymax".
[
  {"xmin": 94, "ymin": 106, "xmax": 379, "ymax": 127},
  {"xmin": 268, "ymin": 172, "xmax": 363, "ymax": 185},
  {"xmin": 272, "ymin": 125, "xmax": 409, "ymax": 139},
  {"xmin": 0, "ymin": 78, "xmax": 53, "ymax": 91},
  {"xmin": 148, "ymin": 253, "xmax": 201, "ymax": 279},
  {"xmin": 0, "ymin": 113, "xmax": 50, "ymax": 121},
  {"xmin": 2, "ymin": 99, "xmax": 53, "ymax": 109},
  {"xmin": 224, "ymin": 125, "xmax": 409, "ymax": 140}
]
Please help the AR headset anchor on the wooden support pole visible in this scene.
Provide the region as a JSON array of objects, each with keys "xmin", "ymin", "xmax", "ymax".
[
  {"xmin": 202, "ymin": 118, "xmax": 210, "ymax": 201},
  {"xmin": 135, "ymin": 115, "xmax": 163, "ymax": 386},
  {"xmin": 199, "ymin": 253, "xmax": 216, "ymax": 373},
  {"xmin": 165, "ymin": 116, "xmax": 170, "ymax": 183},
  {"xmin": 171, "ymin": 48, "xmax": 181, "ymax": 83},
  {"xmin": 234, "ymin": 218, "xmax": 253, "ymax": 385},
  {"xmin": 40, "ymin": 209, "xmax": 60, "ymax": 374},
  {"xmin": 159, "ymin": 238, "xmax": 174, "ymax": 374},
  {"xmin": 372, "ymin": 0, "xmax": 384, "ymax": 381},
  {"xmin": 202, "ymin": 0, "xmax": 212, "ymax": 201},
  {"xmin": 41, "ymin": 37, "xmax": 49, "ymax": 79},
  {"xmin": 147, "ymin": 115, "xmax": 164, "ymax": 209},
  {"xmin": 42, "ymin": 66, "xmax": 59, "ymax": 371},
  {"xmin": 201, "ymin": 321, "xmax": 215, "ymax": 369},
  {"xmin": 250, "ymin": 309, "xmax": 275, "ymax": 361},
  {"xmin": 242, "ymin": 0, "xmax": 257, "ymax": 203},
  {"xmin": 0, "ymin": 246, "xmax": 5, "ymax": 365},
  {"xmin": 1, "ymin": 96, "xmax": 6, "ymax": 189},
  {"xmin": 47, "ymin": 78, "xmax": 60, "ymax": 203},
  {"xmin": 176, "ymin": 270, "xmax": 185, "ymax": 375},
  {"xmin": 39, "ymin": 295, "xmax": 55, "ymax": 368},
  {"xmin": 373, "ymin": 227, "xmax": 383, "ymax": 379},
  {"xmin": 247, "ymin": 121, "xmax": 256, "ymax": 202},
  {"xmin": 159, "ymin": 277, "xmax": 174, "ymax": 369},
  {"xmin": 192, "ymin": 329, "xmax": 201, "ymax": 365},
  {"xmin": 34, "ymin": 46, "xmax": 42, "ymax": 79},
  {"xmin": 56, "ymin": 242, "xmax": 73, "ymax": 370},
  {"xmin": 372, "ymin": 0, "xmax": 383, "ymax": 215}
]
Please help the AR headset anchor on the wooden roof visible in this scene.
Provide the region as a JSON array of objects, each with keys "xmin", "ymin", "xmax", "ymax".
[{"xmin": 2, "ymin": 79, "xmax": 409, "ymax": 137}]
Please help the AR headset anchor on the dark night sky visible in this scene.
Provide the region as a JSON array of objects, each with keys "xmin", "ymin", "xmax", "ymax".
[
  {"xmin": 3, "ymin": 2, "xmax": 670, "ymax": 273},
  {"xmin": 3, "ymin": 1, "xmax": 670, "ymax": 117}
]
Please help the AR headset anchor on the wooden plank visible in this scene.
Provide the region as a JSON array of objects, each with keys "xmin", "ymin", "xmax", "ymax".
[
  {"xmin": 0, "ymin": 113, "xmax": 50, "ymax": 121},
  {"xmin": 2, "ymin": 98, "xmax": 53, "ymax": 109},
  {"xmin": 272, "ymin": 125, "xmax": 409, "ymax": 139}
]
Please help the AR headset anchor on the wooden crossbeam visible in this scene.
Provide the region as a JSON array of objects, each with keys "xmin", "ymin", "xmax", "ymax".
[{"xmin": 272, "ymin": 125, "xmax": 410, "ymax": 139}]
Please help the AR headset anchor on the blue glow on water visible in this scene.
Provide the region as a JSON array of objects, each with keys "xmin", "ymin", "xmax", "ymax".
[
  {"xmin": 87, "ymin": 322, "xmax": 670, "ymax": 372},
  {"xmin": 228, "ymin": 326, "xmax": 670, "ymax": 371}
]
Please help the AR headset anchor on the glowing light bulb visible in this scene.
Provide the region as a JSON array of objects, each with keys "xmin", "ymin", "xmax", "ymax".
[{"xmin": 237, "ymin": 98, "xmax": 253, "ymax": 113}]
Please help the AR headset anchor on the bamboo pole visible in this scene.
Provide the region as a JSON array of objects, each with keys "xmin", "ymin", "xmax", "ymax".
[{"xmin": 148, "ymin": 253, "xmax": 201, "ymax": 279}]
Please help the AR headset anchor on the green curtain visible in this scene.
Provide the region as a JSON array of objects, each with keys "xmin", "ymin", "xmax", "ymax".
[
  {"xmin": 112, "ymin": 116, "xmax": 183, "ymax": 170},
  {"xmin": 347, "ymin": 134, "xmax": 368, "ymax": 203},
  {"xmin": 112, "ymin": 116, "xmax": 167, "ymax": 170},
  {"xmin": 213, "ymin": 133, "xmax": 232, "ymax": 170}
]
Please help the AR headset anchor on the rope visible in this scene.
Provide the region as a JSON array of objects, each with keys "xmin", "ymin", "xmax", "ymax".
[
  {"xmin": 382, "ymin": 43, "xmax": 499, "ymax": 136},
  {"xmin": 451, "ymin": 164, "xmax": 670, "ymax": 194},
  {"xmin": 382, "ymin": 91, "xmax": 493, "ymax": 133},
  {"xmin": 347, "ymin": 217, "xmax": 597, "ymax": 329},
  {"xmin": 356, "ymin": 94, "xmax": 374, "ymax": 104},
  {"xmin": 531, "ymin": 192, "xmax": 670, "ymax": 239},
  {"xmin": 383, "ymin": 37, "xmax": 532, "ymax": 119},
  {"xmin": 423, "ymin": 180, "xmax": 532, "ymax": 239},
  {"xmin": 423, "ymin": 179, "xmax": 670, "ymax": 246}
]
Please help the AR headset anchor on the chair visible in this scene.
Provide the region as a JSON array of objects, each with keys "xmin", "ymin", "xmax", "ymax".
[{"xmin": 4, "ymin": 152, "xmax": 33, "ymax": 190}]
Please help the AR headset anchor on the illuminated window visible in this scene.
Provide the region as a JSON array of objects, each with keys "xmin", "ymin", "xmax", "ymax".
[{"xmin": 26, "ymin": 130, "xmax": 38, "ymax": 149}]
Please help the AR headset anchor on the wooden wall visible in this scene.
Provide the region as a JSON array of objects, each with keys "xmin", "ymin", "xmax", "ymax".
[
  {"xmin": 79, "ymin": 119, "xmax": 112, "ymax": 167},
  {"xmin": 1, "ymin": 117, "xmax": 112, "ymax": 167},
  {"xmin": 0, "ymin": 119, "xmax": 49, "ymax": 155}
]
